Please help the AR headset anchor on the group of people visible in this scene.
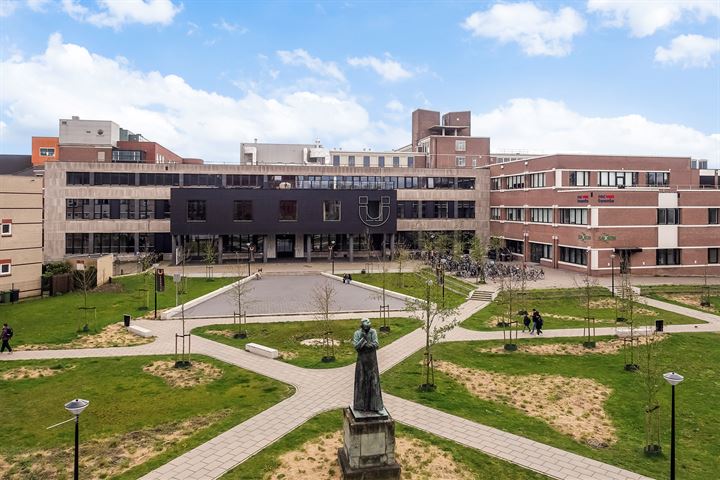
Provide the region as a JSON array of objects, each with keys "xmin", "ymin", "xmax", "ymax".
[
  {"xmin": 342, "ymin": 273, "xmax": 353, "ymax": 284},
  {"xmin": 522, "ymin": 309, "xmax": 544, "ymax": 335},
  {"xmin": 1, "ymin": 323, "xmax": 13, "ymax": 353}
]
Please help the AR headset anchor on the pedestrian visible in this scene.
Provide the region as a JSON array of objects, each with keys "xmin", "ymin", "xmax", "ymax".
[
  {"xmin": 347, "ymin": 273, "xmax": 353, "ymax": 284},
  {"xmin": 343, "ymin": 273, "xmax": 349, "ymax": 284},
  {"xmin": 522, "ymin": 312, "xmax": 531, "ymax": 332},
  {"xmin": 530, "ymin": 309, "xmax": 539, "ymax": 335},
  {"xmin": 1, "ymin": 323, "xmax": 13, "ymax": 354},
  {"xmin": 536, "ymin": 314, "xmax": 544, "ymax": 335}
]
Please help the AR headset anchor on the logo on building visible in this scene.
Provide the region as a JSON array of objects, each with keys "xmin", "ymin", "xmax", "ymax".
[
  {"xmin": 577, "ymin": 194, "xmax": 589, "ymax": 203},
  {"xmin": 578, "ymin": 233, "xmax": 591, "ymax": 242},
  {"xmin": 358, "ymin": 196, "xmax": 391, "ymax": 227},
  {"xmin": 598, "ymin": 194, "xmax": 615, "ymax": 203},
  {"xmin": 599, "ymin": 233, "xmax": 616, "ymax": 242}
]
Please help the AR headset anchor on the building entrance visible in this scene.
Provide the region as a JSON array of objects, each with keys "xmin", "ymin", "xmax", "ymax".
[{"xmin": 276, "ymin": 234, "xmax": 295, "ymax": 258}]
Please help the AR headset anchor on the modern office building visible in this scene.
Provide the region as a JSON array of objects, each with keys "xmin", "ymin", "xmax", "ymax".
[{"xmin": 0, "ymin": 155, "xmax": 44, "ymax": 298}]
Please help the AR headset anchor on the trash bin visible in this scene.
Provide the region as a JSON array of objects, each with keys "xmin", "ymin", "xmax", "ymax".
[
  {"xmin": 10, "ymin": 289, "xmax": 20, "ymax": 303},
  {"xmin": 123, "ymin": 314, "xmax": 131, "ymax": 327},
  {"xmin": 0, "ymin": 291, "xmax": 10, "ymax": 304},
  {"xmin": 655, "ymin": 319, "xmax": 664, "ymax": 332}
]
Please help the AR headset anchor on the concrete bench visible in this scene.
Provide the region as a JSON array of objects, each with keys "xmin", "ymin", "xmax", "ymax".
[
  {"xmin": 127, "ymin": 325, "xmax": 153, "ymax": 338},
  {"xmin": 616, "ymin": 326, "xmax": 655, "ymax": 338},
  {"xmin": 245, "ymin": 342, "xmax": 279, "ymax": 359}
]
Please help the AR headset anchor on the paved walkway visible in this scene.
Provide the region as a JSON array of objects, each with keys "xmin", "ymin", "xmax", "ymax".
[{"xmin": 4, "ymin": 292, "xmax": 719, "ymax": 479}]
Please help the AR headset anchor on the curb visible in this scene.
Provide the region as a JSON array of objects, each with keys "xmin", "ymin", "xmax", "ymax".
[
  {"xmin": 319, "ymin": 272, "xmax": 420, "ymax": 303},
  {"xmin": 162, "ymin": 274, "xmax": 257, "ymax": 319}
]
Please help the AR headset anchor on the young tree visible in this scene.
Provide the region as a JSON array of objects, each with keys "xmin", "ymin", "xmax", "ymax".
[
  {"xmin": 74, "ymin": 264, "xmax": 97, "ymax": 332},
  {"xmin": 469, "ymin": 235, "xmax": 488, "ymax": 283},
  {"xmin": 231, "ymin": 255, "xmax": 255, "ymax": 338},
  {"xmin": 618, "ymin": 271, "xmax": 640, "ymax": 370},
  {"xmin": 405, "ymin": 276, "xmax": 459, "ymax": 391},
  {"xmin": 137, "ymin": 251, "xmax": 155, "ymax": 310},
  {"xmin": 202, "ymin": 238, "xmax": 217, "ymax": 280},
  {"xmin": 394, "ymin": 241, "xmax": 411, "ymax": 288},
  {"xmin": 489, "ymin": 236, "xmax": 503, "ymax": 262},
  {"xmin": 309, "ymin": 280, "xmax": 337, "ymax": 362},
  {"xmin": 497, "ymin": 273, "xmax": 519, "ymax": 349},
  {"xmin": 575, "ymin": 272, "xmax": 599, "ymax": 348},
  {"xmin": 640, "ymin": 331, "xmax": 664, "ymax": 455}
]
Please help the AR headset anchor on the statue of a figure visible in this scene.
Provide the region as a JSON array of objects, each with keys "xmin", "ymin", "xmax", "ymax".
[{"xmin": 352, "ymin": 318, "xmax": 384, "ymax": 412}]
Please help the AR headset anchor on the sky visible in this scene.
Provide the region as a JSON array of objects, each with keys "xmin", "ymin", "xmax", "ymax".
[{"xmin": 1, "ymin": 0, "xmax": 719, "ymax": 165}]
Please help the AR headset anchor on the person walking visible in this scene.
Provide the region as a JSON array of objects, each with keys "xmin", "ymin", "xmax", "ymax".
[
  {"xmin": 530, "ymin": 309, "xmax": 539, "ymax": 335},
  {"xmin": 522, "ymin": 312, "xmax": 531, "ymax": 332},
  {"xmin": 1, "ymin": 323, "xmax": 13, "ymax": 353},
  {"xmin": 536, "ymin": 313, "xmax": 544, "ymax": 335}
]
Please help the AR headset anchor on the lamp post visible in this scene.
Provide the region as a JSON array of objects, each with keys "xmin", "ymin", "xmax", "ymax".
[
  {"xmin": 152, "ymin": 262, "xmax": 159, "ymax": 319},
  {"xmin": 65, "ymin": 398, "xmax": 89, "ymax": 480},
  {"xmin": 329, "ymin": 240, "xmax": 336, "ymax": 275},
  {"xmin": 664, "ymin": 372, "xmax": 684, "ymax": 480},
  {"xmin": 610, "ymin": 253, "xmax": 616, "ymax": 297},
  {"xmin": 440, "ymin": 258, "xmax": 446, "ymax": 308},
  {"xmin": 246, "ymin": 242, "xmax": 255, "ymax": 277}
]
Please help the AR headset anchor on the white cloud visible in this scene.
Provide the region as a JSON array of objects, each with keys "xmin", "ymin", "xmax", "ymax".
[
  {"xmin": 473, "ymin": 98, "xmax": 719, "ymax": 166},
  {"xmin": 0, "ymin": 34, "xmax": 407, "ymax": 161},
  {"xmin": 462, "ymin": 2, "xmax": 586, "ymax": 57},
  {"xmin": 186, "ymin": 21, "xmax": 199, "ymax": 36},
  {"xmin": 277, "ymin": 49, "xmax": 346, "ymax": 82},
  {"xmin": 213, "ymin": 18, "xmax": 247, "ymax": 34},
  {"xmin": 385, "ymin": 100, "xmax": 404, "ymax": 112},
  {"xmin": 347, "ymin": 55, "xmax": 413, "ymax": 81},
  {"xmin": 0, "ymin": 0, "xmax": 20, "ymax": 16},
  {"xmin": 61, "ymin": 0, "xmax": 182, "ymax": 29},
  {"xmin": 587, "ymin": 0, "xmax": 720, "ymax": 37},
  {"xmin": 27, "ymin": 0, "xmax": 51, "ymax": 11},
  {"xmin": 655, "ymin": 34, "xmax": 720, "ymax": 68}
]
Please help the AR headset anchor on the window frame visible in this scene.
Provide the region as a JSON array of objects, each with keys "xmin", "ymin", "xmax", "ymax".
[
  {"xmin": 39, "ymin": 147, "xmax": 55, "ymax": 157},
  {"xmin": 657, "ymin": 208, "xmax": 680, "ymax": 225},
  {"xmin": 279, "ymin": 200, "xmax": 298, "ymax": 222},
  {"xmin": 0, "ymin": 261, "xmax": 11, "ymax": 276},
  {"xmin": 0, "ymin": 221, "xmax": 11, "ymax": 237},
  {"xmin": 233, "ymin": 200, "xmax": 253, "ymax": 222},
  {"xmin": 187, "ymin": 200, "xmax": 207, "ymax": 222},
  {"xmin": 709, "ymin": 248, "xmax": 719, "ymax": 264},
  {"xmin": 455, "ymin": 156, "xmax": 466, "ymax": 167},
  {"xmin": 455, "ymin": 140, "xmax": 466, "ymax": 152},
  {"xmin": 322, "ymin": 200, "xmax": 342, "ymax": 222},
  {"xmin": 709, "ymin": 208, "xmax": 719, "ymax": 225}
]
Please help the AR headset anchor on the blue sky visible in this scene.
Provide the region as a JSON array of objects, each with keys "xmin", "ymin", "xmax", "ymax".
[{"xmin": 1, "ymin": 0, "xmax": 719, "ymax": 165}]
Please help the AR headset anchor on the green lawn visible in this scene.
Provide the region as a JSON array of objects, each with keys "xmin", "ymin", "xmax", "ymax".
[
  {"xmin": 382, "ymin": 333, "xmax": 720, "ymax": 480},
  {"xmin": 193, "ymin": 317, "xmax": 422, "ymax": 369},
  {"xmin": 349, "ymin": 270, "xmax": 473, "ymax": 309},
  {"xmin": 641, "ymin": 284, "xmax": 720, "ymax": 315},
  {"xmin": 224, "ymin": 409, "xmax": 550, "ymax": 479},
  {"xmin": 462, "ymin": 287, "xmax": 704, "ymax": 331},
  {"xmin": 0, "ymin": 355, "xmax": 292, "ymax": 479},
  {"xmin": 0, "ymin": 274, "xmax": 237, "ymax": 346}
]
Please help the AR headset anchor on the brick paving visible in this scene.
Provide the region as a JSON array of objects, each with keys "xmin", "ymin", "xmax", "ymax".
[{"xmin": 3, "ymin": 289, "xmax": 718, "ymax": 480}]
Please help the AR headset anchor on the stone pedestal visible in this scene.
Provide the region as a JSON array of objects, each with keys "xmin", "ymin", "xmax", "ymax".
[{"xmin": 338, "ymin": 407, "xmax": 401, "ymax": 479}]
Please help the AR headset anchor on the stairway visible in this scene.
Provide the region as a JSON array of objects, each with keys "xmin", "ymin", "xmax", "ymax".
[{"xmin": 469, "ymin": 289, "xmax": 494, "ymax": 302}]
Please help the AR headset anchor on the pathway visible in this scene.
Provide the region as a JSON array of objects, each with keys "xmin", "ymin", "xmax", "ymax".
[{"xmin": 4, "ymin": 294, "xmax": 719, "ymax": 479}]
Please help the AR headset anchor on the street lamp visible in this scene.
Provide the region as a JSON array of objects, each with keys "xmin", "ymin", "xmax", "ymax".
[
  {"xmin": 152, "ymin": 262, "xmax": 160, "ymax": 319},
  {"xmin": 65, "ymin": 398, "xmax": 89, "ymax": 480},
  {"xmin": 246, "ymin": 242, "xmax": 255, "ymax": 277},
  {"xmin": 664, "ymin": 372, "xmax": 684, "ymax": 480},
  {"xmin": 610, "ymin": 253, "xmax": 616, "ymax": 297},
  {"xmin": 329, "ymin": 240, "xmax": 336, "ymax": 275},
  {"xmin": 439, "ymin": 258, "xmax": 446, "ymax": 308}
]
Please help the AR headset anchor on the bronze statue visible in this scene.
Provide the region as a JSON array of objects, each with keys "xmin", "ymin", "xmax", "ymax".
[{"xmin": 352, "ymin": 318, "xmax": 384, "ymax": 413}]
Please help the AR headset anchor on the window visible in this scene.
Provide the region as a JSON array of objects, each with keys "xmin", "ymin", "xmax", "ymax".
[
  {"xmin": 506, "ymin": 208, "xmax": 524, "ymax": 221},
  {"xmin": 363, "ymin": 156, "xmax": 370, "ymax": 167},
  {"xmin": 560, "ymin": 247, "xmax": 587, "ymax": 265},
  {"xmin": 657, "ymin": 208, "xmax": 680, "ymax": 225},
  {"xmin": 139, "ymin": 173, "xmax": 180, "ymax": 186},
  {"xmin": 491, "ymin": 178, "xmax": 501, "ymax": 190},
  {"xmin": 506, "ymin": 239, "xmax": 524, "ymax": 254},
  {"xmin": 156, "ymin": 200, "xmax": 171, "ymax": 219},
  {"xmin": 457, "ymin": 177, "xmax": 475, "ymax": 189},
  {"xmin": 709, "ymin": 208, "xmax": 719, "ymax": 224},
  {"xmin": 559, "ymin": 208, "xmax": 588, "ymax": 225},
  {"xmin": 529, "ymin": 173, "xmax": 545, "ymax": 188},
  {"xmin": 531, "ymin": 243, "xmax": 553, "ymax": 260},
  {"xmin": 656, "ymin": 249, "xmax": 681, "ymax": 265},
  {"xmin": 569, "ymin": 171, "xmax": 589, "ymax": 187},
  {"xmin": 457, "ymin": 201, "xmax": 475, "ymax": 218},
  {"xmin": 93, "ymin": 233, "xmax": 134, "ymax": 254},
  {"xmin": 530, "ymin": 208, "xmax": 552, "ymax": 223},
  {"xmin": 599, "ymin": 171, "xmax": 638, "ymax": 187},
  {"xmin": 323, "ymin": 200, "xmax": 341, "ymax": 221},
  {"xmin": 647, "ymin": 172, "xmax": 670, "ymax": 187},
  {"xmin": 433, "ymin": 201, "xmax": 449, "ymax": 219},
  {"xmin": 187, "ymin": 200, "xmax": 207, "ymax": 222},
  {"xmin": 378, "ymin": 156, "xmax": 385, "ymax": 168},
  {"xmin": 139, "ymin": 200, "xmax": 155, "ymax": 219},
  {"xmin": 112, "ymin": 150, "xmax": 144, "ymax": 163},
  {"xmin": 93, "ymin": 199, "xmax": 110, "ymax": 219},
  {"xmin": 393, "ymin": 156, "xmax": 400, "ymax": 167},
  {"xmin": 0, "ymin": 261, "xmax": 11, "ymax": 276},
  {"xmin": 408, "ymin": 156, "xmax": 414, "ymax": 168},
  {"xmin": 279, "ymin": 200, "xmax": 297, "ymax": 221},
  {"xmin": 226, "ymin": 174, "xmax": 263, "ymax": 188},
  {"xmin": 65, "ymin": 233, "xmax": 89, "ymax": 254},
  {"xmin": 507, "ymin": 175, "xmax": 525, "ymax": 189},
  {"xmin": 490, "ymin": 208, "xmax": 501, "ymax": 220},
  {"xmin": 333, "ymin": 155, "xmax": 340, "ymax": 166},
  {"xmin": 233, "ymin": 200, "xmax": 253, "ymax": 222},
  {"xmin": 183, "ymin": 174, "xmax": 221, "ymax": 187},
  {"xmin": 119, "ymin": 199, "xmax": 135, "ymax": 219},
  {"xmin": 348, "ymin": 155, "xmax": 355, "ymax": 167},
  {"xmin": 93, "ymin": 172, "xmax": 135, "ymax": 186},
  {"xmin": 456, "ymin": 156, "xmax": 466, "ymax": 167},
  {"xmin": 455, "ymin": 140, "xmax": 466, "ymax": 151},
  {"xmin": 67, "ymin": 172, "xmax": 90, "ymax": 185},
  {"xmin": 39, "ymin": 147, "xmax": 55, "ymax": 157},
  {"xmin": 709, "ymin": 248, "xmax": 719, "ymax": 264},
  {"xmin": 1, "ymin": 221, "xmax": 11, "ymax": 237}
]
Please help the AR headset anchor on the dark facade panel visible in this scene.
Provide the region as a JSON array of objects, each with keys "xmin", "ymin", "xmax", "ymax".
[{"xmin": 170, "ymin": 188, "xmax": 397, "ymax": 235}]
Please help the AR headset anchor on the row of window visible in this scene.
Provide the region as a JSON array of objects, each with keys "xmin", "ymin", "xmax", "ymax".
[
  {"xmin": 66, "ymin": 199, "xmax": 171, "ymax": 220},
  {"xmin": 491, "ymin": 171, "xmax": 671, "ymax": 190},
  {"xmin": 67, "ymin": 172, "xmax": 476, "ymax": 190},
  {"xmin": 65, "ymin": 233, "xmax": 157, "ymax": 255},
  {"xmin": 492, "ymin": 207, "xmax": 719, "ymax": 226},
  {"xmin": 187, "ymin": 199, "xmax": 342, "ymax": 223},
  {"xmin": 332, "ymin": 155, "xmax": 413, "ymax": 168},
  {"xmin": 396, "ymin": 201, "xmax": 476, "ymax": 219}
]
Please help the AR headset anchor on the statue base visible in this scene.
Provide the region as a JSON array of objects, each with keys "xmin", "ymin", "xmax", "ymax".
[{"xmin": 338, "ymin": 407, "xmax": 401, "ymax": 479}]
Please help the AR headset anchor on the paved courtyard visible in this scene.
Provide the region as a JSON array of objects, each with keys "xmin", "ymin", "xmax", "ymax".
[{"xmin": 180, "ymin": 273, "xmax": 408, "ymax": 317}]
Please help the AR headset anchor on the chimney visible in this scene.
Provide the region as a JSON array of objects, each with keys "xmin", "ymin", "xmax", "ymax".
[{"xmin": 72, "ymin": 116, "xmax": 80, "ymax": 120}]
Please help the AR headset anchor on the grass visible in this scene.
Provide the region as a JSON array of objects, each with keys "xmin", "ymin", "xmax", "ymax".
[
  {"xmin": 0, "ymin": 274, "xmax": 237, "ymax": 346},
  {"xmin": 224, "ymin": 409, "xmax": 550, "ymax": 479},
  {"xmin": 193, "ymin": 317, "xmax": 422, "ymax": 369},
  {"xmin": 640, "ymin": 284, "xmax": 720, "ymax": 315},
  {"xmin": 462, "ymin": 287, "xmax": 704, "ymax": 331},
  {"xmin": 382, "ymin": 333, "xmax": 720, "ymax": 480},
  {"xmin": 349, "ymin": 270, "xmax": 474, "ymax": 309},
  {"xmin": 0, "ymin": 355, "xmax": 293, "ymax": 479}
]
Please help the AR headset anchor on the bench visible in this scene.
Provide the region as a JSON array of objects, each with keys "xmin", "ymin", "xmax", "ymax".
[
  {"xmin": 616, "ymin": 326, "xmax": 655, "ymax": 338},
  {"xmin": 245, "ymin": 343, "xmax": 279, "ymax": 359},
  {"xmin": 127, "ymin": 325, "xmax": 153, "ymax": 338}
]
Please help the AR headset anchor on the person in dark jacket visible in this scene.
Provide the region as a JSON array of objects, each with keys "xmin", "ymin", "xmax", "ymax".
[
  {"xmin": 1, "ymin": 323, "xmax": 12, "ymax": 353},
  {"xmin": 522, "ymin": 313, "xmax": 531, "ymax": 332},
  {"xmin": 530, "ymin": 309, "xmax": 540, "ymax": 335},
  {"xmin": 535, "ymin": 313, "xmax": 544, "ymax": 335}
]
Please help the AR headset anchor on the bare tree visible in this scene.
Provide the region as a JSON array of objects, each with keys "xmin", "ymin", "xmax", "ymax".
[
  {"xmin": 489, "ymin": 236, "xmax": 503, "ymax": 263},
  {"xmin": 74, "ymin": 265, "xmax": 96, "ymax": 332},
  {"xmin": 575, "ymin": 272, "xmax": 599, "ymax": 348},
  {"xmin": 230, "ymin": 255, "xmax": 255, "ymax": 338},
  {"xmin": 137, "ymin": 251, "xmax": 155, "ymax": 310},
  {"xmin": 469, "ymin": 235, "xmax": 488, "ymax": 283},
  {"xmin": 497, "ymin": 273, "xmax": 519, "ymax": 349},
  {"xmin": 394, "ymin": 241, "xmax": 411, "ymax": 288},
  {"xmin": 202, "ymin": 238, "xmax": 217, "ymax": 280},
  {"xmin": 640, "ymin": 331, "xmax": 664, "ymax": 455},
  {"xmin": 405, "ymin": 277, "xmax": 459, "ymax": 391},
  {"xmin": 618, "ymin": 271, "xmax": 640, "ymax": 370},
  {"xmin": 309, "ymin": 281, "xmax": 337, "ymax": 362}
]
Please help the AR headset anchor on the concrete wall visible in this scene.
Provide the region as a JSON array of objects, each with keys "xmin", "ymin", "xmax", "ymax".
[{"xmin": 59, "ymin": 118, "xmax": 120, "ymax": 147}]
